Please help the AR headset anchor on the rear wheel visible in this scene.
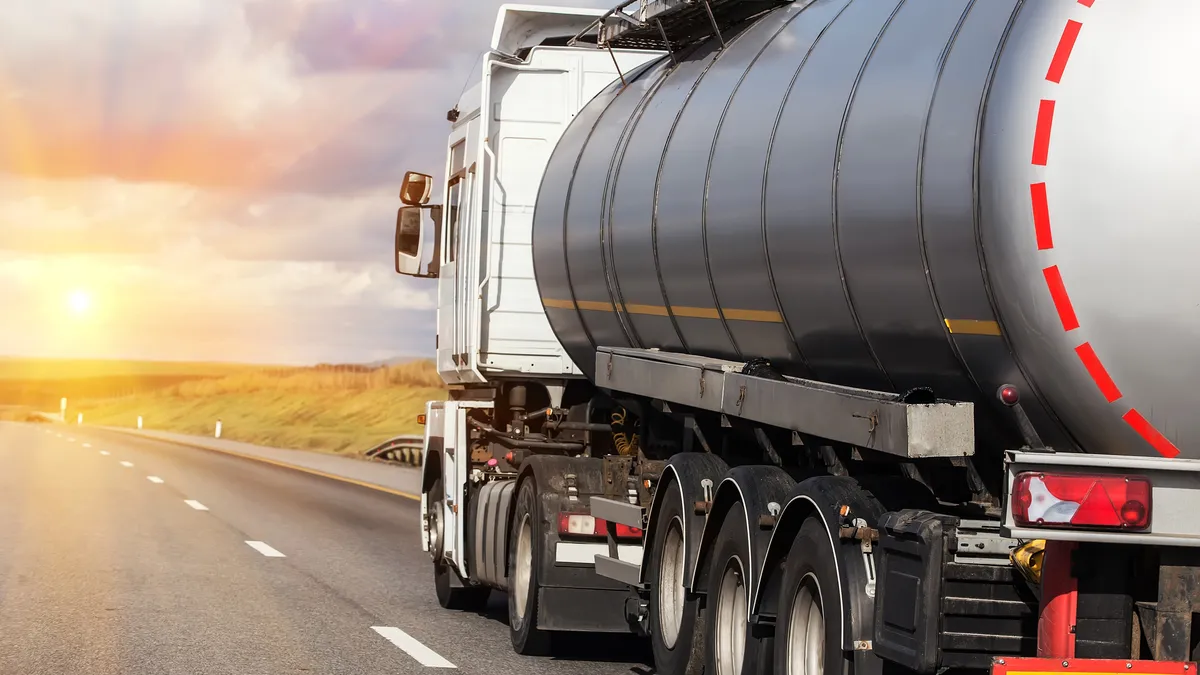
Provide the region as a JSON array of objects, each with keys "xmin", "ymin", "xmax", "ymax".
[
  {"xmin": 429, "ymin": 478, "xmax": 490, "ymax": 611},
  {"xmin": 705, "ymin": 505, "xmax": 764, "ymax": 675},
  {"xmin": 774, "ymin": 518, "xmax": 847, "ymax": 675},
  {"xmin": 508, "ymin": 478, "xmax": 552, "ymax": 655},
  {"xmin": 648, "ymin": 486, "xmax": 706, "ymax": 675}
]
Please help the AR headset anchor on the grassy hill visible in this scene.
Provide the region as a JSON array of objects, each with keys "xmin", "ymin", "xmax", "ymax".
[
  {"xmin": 0, "ymin": 359, "xmax": 447, "ymax": 455},
  {"xmin": 0, "ymin": 358, "xmax": 262, "ymax": 409}
]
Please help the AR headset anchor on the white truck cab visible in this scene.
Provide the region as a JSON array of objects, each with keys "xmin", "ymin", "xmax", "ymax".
[{"xmin": 395, "ymin": 4, "xmax": 663, "ymax": 389}]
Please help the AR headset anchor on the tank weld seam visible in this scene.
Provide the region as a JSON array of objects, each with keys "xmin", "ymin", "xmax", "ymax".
[
  {"xmin": 760, "ymin": 0, "xmax": 853, "ymax": 379},
  {"xmin": 698, "ymin": 45, "xmax": 762, "ymax": 361},
  {"xmin": 562, "ymin": 83, "xmax": 623, "ymax": 352},
  {"xmin": 602, "ymin": 65, "xmax": 673, "ymax": 350},
  {"xmin": 1032, "ymin": 2, "xmax": 1181, "ymax": 458},
  {"xmin": 651, "ymin": 46, "xmax": 732, "ymax": 354},
  {"xmin": 829, "ymin": 0, "xmax": 907, "ymax": 392},
  {"xmin": 916, "ymin": 0, "xmax": 989, "ymax": 402},
  {"xmin": 701, "ymin": 6, "xmax": 807, "ymax": 366}
]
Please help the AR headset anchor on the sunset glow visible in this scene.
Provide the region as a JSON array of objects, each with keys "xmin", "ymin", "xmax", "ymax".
[
  {"xmin": 67, "ymin": 290, "xmax": 92, "ymax": 316},
  {"xmin": 0, "ymin": 0, "xmax": 508, "ymax": 363}
]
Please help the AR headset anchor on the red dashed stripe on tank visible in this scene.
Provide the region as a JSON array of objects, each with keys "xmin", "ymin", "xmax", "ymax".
[{"xmin": 1032, "ymin": 2, "xmax": 1182, "ymax": 458}]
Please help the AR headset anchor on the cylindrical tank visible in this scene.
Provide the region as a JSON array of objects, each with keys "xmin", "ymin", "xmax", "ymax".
[{"xmin": 532, "ymin": 0, "xmax": 1200, "ymax": 460}]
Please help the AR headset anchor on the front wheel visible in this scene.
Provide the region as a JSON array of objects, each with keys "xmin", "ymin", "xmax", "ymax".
[
  {"xmin": 428, "ymin": 479, "xmax": 490, "ymax": 611},
  {"xmin": 774, "ymin": 518, "xmax": 848, "ymax": 675},
  {"xmin": 434, "ymin": 558, "xmax": 491, "ymax": 611}
]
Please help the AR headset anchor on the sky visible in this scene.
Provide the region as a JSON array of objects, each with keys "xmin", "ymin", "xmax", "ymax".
[{"xmin": 0, "ymin": 0, "xmax": 607, "ymax": 365}]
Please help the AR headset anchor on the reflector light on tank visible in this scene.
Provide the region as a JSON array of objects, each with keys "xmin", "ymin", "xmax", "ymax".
[{"xmin": 1011, "ymin": 471, "xmax": 1151, "ymax": 531}]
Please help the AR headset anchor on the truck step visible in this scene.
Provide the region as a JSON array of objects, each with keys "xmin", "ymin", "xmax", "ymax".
[
  {"xmin": 595, "ymin": 554, "xmax": 643, "ymax": 586},
  {"xmin": 590, "ymin": 496, "xmax": 645, "ymax": 528}
]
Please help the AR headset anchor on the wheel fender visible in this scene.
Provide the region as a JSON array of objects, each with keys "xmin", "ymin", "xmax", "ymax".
[
  {"xmin": 639, "ymin": 452, "xmax": 729, "ymax": 588},
  {"xmin": 688, "ymin": 465, "xmax": 796, "ymax": 615},
  {"xmin": 420, "ymin": 446, "xmax": 443, "ymax": 555},
  {"xmin": 508, "ymin": 454, "xmax": 608, "ymax": 578},
  {"xmin": 752, "ymin": 475, "xmax": 899, "ymax": 654},
  {"xmin": 421, "ymin": 435, "xmax": 444, "ymax": 494}
]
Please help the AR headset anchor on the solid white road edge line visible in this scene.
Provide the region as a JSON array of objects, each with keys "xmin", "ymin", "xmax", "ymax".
[
  {"xmin": 245, "ymin": 541, "xmax": 286, "ymax": 558},
  {"xmin": 119, "ymin": 461, "xmax": 134, "ymax": 468},
  {"xmin": 147, "ymin": 476, "xmax": 164, "ymax": 484},
  {"xmin": 184, "ymin": 500, "xmax": 209, "ymax": 511},
  {"xmin": 371, "ymin": 627, "xmax": 456, "ymax": 668}
]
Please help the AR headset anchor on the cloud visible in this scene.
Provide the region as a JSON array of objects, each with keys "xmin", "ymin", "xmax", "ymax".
[{"xmin": 0, "ymin": 0, "xmax": 614, "ymax": 363}]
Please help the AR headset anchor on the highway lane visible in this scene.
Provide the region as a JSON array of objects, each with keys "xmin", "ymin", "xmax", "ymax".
[{"xmin": 0, "ymin": 422, "xmax": 651, "ymax": 675}]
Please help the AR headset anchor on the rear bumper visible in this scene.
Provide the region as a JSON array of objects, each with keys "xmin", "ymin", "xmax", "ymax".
[{"xmin": 993, "ymin": 658, "xmax": 1195, "ymax": 675}]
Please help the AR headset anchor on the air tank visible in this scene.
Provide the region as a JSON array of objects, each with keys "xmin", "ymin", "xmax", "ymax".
[{"xmin": 532, "ymin": 0, "xmax": 1200, "ymax": 460}]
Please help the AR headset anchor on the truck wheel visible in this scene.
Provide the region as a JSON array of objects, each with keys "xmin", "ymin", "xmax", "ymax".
[
  {"xmin": 434, "ymin": 559, "xmax": 491, "ymax": 611},
  {"xmin": 774, "ymin": 517, "xmax": 847, "ymax": 675},
  {"xmin": 648, "ymin": 486, "xmax": 706, "ymax": 675},
  {"xmin": 428, "ymin": 478, "xmax": 491, "ymax": 611},
  {"xmin": 508, "ymin": 478, "xmax": 552, "ymax": 655},
  {"xmin": 705, "ymin": 504, "xmax": 763, "ymax": 675}
]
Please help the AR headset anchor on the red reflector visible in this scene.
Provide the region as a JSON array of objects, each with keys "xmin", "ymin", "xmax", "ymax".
[
  {"xmin": 1012, "ymin": 471, "xmax": 1151, "ymax": 530},
  {"xmin": 557, "ymin": 513, "xmax": 642, "ymax": 540}
]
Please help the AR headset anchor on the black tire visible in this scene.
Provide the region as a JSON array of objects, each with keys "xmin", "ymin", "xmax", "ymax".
[
  {"xmin": 428, "ymin": 477, "xmax": 491, "ymax": 611},
  {"xmin": 434, "ymin": 560, "xmax": 491, "ymax": 610},
  {"xmin": 704, "ymin": 504, "xmax": 764, "ymax": 675},
  {"xmin": 648, "ymin": 486, "xmax": 707, "ymax": 675},
  {"xmin": 773, "ymin": 518, "xmax": 849, "ymax": 675},
  {"xmin": 508, "ymin": 478, "xmax": 552, "ymax": 655}
]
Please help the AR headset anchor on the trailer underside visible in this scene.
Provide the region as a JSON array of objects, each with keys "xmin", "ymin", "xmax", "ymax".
[{"xmin": 417, "ymin": 346, "xmax": 1200, "ymax": 675}]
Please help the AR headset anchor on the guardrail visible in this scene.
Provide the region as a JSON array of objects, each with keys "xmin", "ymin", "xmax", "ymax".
[{"xmin": 363, "ymin": 435, "xmax": 424, "ymax": 467}]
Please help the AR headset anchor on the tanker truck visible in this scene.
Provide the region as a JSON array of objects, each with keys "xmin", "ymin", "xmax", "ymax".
[{"xmin": 393, "ymin": 2, "xmax": 1200, "ymax": 674}]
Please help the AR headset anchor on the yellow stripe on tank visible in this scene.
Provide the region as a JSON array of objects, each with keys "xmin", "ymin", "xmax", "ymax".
[
  {"xmin": 542, "ymin": 299, "xmax": 783, "ymax": 324},
  {"xmin": 944, "ymin": 319, "xmax": 1002, "ymax": 336}
]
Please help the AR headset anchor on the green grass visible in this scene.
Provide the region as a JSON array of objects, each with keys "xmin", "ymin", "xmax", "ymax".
[{"xmin": 2, "ymin": 358, "xmax": 447, "ymax": 455}]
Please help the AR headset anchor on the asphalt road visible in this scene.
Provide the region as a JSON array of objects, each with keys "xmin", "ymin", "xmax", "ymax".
[{"xmin": 0, "ymin": 421, "xmax": 651, "ymax": 675}]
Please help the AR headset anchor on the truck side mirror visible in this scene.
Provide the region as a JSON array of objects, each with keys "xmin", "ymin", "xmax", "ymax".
[
  {"xmin": 396, "ymin": 206, "xmax": 437, "ymax": 278},
  {"xmin": 400, "ymin": 171, "xmax": 433, "ymax": 206}
]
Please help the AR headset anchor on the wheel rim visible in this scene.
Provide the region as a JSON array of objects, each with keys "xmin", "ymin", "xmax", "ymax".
[
  {"xmin": 714, "ymin": 555, "xmax": 748, "ymax": 675},
  {"xmin": 786, "ymin": 572, "xmax": 825, "ymax": 675},
  {"xmin": 428, "ymin": 501, "xmax": 443, "ymax": 561},
  {"xmin": 657, "ymin": 516, "xmax": 686, "ymax": 649},
  {"xmin": 513, "ymin": 513, "xmax": 533, "ymax": 621}
]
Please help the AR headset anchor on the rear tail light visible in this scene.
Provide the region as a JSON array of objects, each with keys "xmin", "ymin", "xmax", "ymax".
[
  {"xmin": 558, "ymin": 512, "xmax": 642, "ymax": 540},
  {"xmin": 1011, "ymin": 471, "xmax": 1151, "ymax": 530}
]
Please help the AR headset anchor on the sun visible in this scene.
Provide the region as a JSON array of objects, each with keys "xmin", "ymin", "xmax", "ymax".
[{"xmin": 67, "ymin": 290, "xmax": 92, "ymax": 316}]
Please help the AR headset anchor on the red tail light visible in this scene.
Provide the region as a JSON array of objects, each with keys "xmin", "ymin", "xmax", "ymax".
[
  {"xmin": 558, "ymin": 513, "xmax": 642, "ymax": 540},
  {"xmin": 1011, "ymin": 471, "xmax": 1151, "ymax": 530}
]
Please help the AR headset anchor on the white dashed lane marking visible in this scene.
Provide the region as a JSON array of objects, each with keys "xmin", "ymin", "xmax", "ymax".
[
  {"xmin": 147, "ymin": 476, "xmax": 164, "ymax": 484},
  {"xmin": 82, "ymin": 443, "xmax": 91, "ymax": 448},
  {"xmin": 245, "ymin": 541, "xmax": 286, "ymax": 558},
  {"xmin": 371, "ymin": 627, "xmax": 456, "ymax": 668},
  {"xmin": 184, "ymin": 500, "xmax": 209, "ymax": 511},
  {"xmin": 99, "ymin": 451, "xmax": 110, "ymax": 456},
  {"xmin": 119, "ymin": 461, "xmax": 134, "ymax": 468}
]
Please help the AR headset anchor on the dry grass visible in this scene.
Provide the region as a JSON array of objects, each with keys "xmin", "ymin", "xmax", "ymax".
[{"xmin": 18, "ymin": 360, "xmax": 448, "ymax": 455}]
